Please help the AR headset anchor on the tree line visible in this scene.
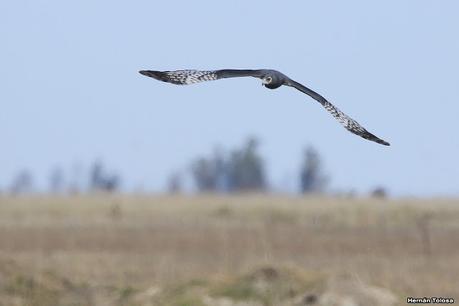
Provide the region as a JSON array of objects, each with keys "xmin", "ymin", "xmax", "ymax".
[
  {"xmin": 173, "ymin": 137, "xmax": 328, "ymax": 194},
  {"xmin": 2, "ymin": 137, "xmax": 387, "ymax": 197},
  {"xmin": 6, "ymin": 160, "xmax": 120, "ymax": 195}
]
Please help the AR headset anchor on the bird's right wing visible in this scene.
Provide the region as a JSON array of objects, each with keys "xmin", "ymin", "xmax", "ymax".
[
  {"xmin": 139, "ymin": 69, "xmax": 264, "ymax": 85},
  {"xmin": 286, "ymin": 79, "xmax": 390, "ymax": 146}
]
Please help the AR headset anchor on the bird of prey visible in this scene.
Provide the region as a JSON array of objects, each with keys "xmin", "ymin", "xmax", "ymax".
[{"xmin": 139, "ymin": 69, "xmax": 390, "ymax": 146}]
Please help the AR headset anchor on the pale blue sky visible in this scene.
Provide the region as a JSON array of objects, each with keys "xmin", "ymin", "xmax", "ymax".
[{"xmin": 1, "ymin": 0, "xmax": 458, "ymax": 196}]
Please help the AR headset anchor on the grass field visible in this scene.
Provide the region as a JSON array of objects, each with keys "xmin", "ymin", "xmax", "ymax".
[{"xmin": 0, "ymin": 195, "xmax": 458, "ymax": 305}]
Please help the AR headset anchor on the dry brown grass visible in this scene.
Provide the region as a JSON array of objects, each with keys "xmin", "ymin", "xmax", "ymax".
[{"xmin": 0, "ymin": 195, "xmax": 458, "ymax": 305}]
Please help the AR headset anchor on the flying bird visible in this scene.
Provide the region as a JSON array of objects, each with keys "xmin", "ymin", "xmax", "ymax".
[{"xmin": 139, "ymin": 69, "xmax": 390, "ymax": 146}]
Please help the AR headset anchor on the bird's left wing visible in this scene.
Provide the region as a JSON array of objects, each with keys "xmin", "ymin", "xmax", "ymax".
[
  {"xmin": 285, "ymin": 79, "xmax": 390, "ymax": 146},
  {"xmin": 139, "ymin": 69, "xmax": 264, "ymax": 85}
]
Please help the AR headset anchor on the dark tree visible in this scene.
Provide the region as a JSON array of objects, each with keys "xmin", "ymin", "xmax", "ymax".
[
  {"xmin": 191, "ymin": 148, "xmax": 228, "ymax": 193},
  {"xmin": 227, "ymin": 138, "xmax": 266, "ymax": 192},
  {"xmin": 90, "ymin": 161, "xmax": 103, "ymax": 190},
  {"xmin": 371, "ymin": 186, "xmax": 388, "ymax": 198},
  {"xmin": 89, "ymin": 160, "xmax": 120, "ymax": 192},
  {"xmin": 68, "ymin": 162, "xmax": 84, "ymax": 194},
  {"xmin": 191, "ymin": 156, "xmax": 220, "ymax": 192},
  {"xmin": 49, "ymin": 166, "xmax": 65, "ymax": 193},
  {"xmin": 167, "ymin": 171, "xmax": 183, "ymax": 194},
  {"xmin": 10, "ymin": 169, "xmax": 34, "ymax": 194},
  {"xmin": 190, "ymin": 138, "xmax": 266, "ymax": 193},
  {"xmin": 299, "ymin": 146, "xmax": 328, "ymax": 194}
]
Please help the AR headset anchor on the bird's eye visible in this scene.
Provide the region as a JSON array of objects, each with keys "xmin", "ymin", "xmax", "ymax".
[{"xmin": 266, "ymin": 77, "xmax": 272, "ymax": 83}]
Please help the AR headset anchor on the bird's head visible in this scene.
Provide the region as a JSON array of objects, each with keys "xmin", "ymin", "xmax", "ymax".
[
  {"xmin": 262, "ymin": 73, "xmax": 283, "ymax": 89},
  {"xmin": 262, "ymin": 75, "xmax": 273, "ymax": 86}
]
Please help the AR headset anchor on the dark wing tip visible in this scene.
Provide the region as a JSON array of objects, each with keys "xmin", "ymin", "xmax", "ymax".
[
  {"xmin": 362, "ymin": 131, "xmax": 390, "ymax": 146},
  {"xmin": 139, "ymin": 70, "xmax": 162, "ymax": 79},
  {"xmin": 374, "ymin": 137, "xmax": 390, "ymax": 146}
]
